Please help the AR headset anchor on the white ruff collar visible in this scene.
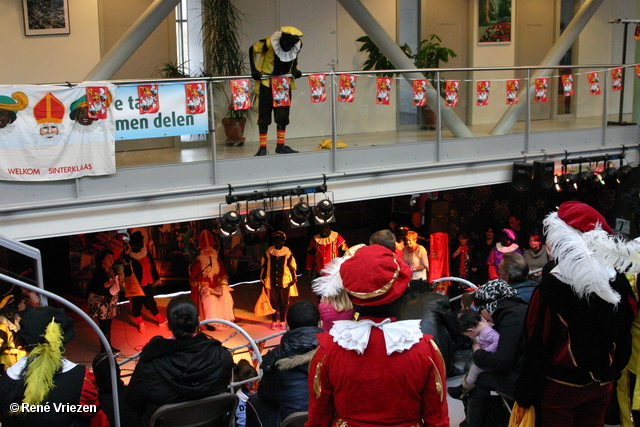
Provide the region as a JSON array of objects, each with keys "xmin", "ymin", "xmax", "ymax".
[
  {"xmin": 129, "ymin": 246, "xmax": 148, "ymax": 260},
  {"xmin": 271, "ymin": 31, "xmax": 301, "ymax": 62},
  {"xmin": 330, "ymin": 318, "xmax": 422, "ymax": 355}
]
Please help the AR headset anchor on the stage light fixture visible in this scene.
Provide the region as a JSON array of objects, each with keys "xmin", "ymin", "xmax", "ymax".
[
  {"xmin": 618, "ymin": 164, "xmax": 634, "ymax": 182},
  {"xmin": 219, "ymin": 210, "xmax": 242, "ymax": 236},
  {"xmin": 289, "ymin": 199, "xmax": 311, "ymax": 228},
  {"xmin": 314, "ymin": 199, "xmax": 335, "ymax": 224},
  {"xmin": 245, "ymin": 208, "xmax": 267, "ymax": 233},
  {"xmin": 600, "ymin": 164, "xmax": 619, "ymax": 187},
  {"xmin": 560, "ymin": 171, "xmax": 578, "ymax": 192}
]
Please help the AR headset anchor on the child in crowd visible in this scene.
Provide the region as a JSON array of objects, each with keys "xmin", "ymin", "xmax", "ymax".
[
  {"xmin": 447, "ymin": 308, "xmax": 500, "ymax": 400},
  {"xmin": 234, "ymin": 359, "xmax": 258, "ymax": 427},
  {"xmin": 318, "ymin": 288, "xmax": 354, "ymax": 332}
]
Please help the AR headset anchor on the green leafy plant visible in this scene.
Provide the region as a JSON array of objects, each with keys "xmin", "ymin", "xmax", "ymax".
[{"xmin": 357, "ymin": 34, "xmax": 457, "ymax": 81}]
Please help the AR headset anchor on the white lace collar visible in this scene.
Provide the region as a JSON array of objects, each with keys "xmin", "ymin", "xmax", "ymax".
[
  {"xmin": 329, "ymin": 318, "xmax": 422, "ymax": 355},
  {"xmin": 271, "ymin": 31, "xmax": 301, "ymax": 63},
  {"xmin": 129, "ymin": 246, "xmax": 148, "ymax": 260}
]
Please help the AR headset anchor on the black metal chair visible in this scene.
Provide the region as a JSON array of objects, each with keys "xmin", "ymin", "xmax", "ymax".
[
  {"xmin": 148, "ymin": 392, "xmax": 238, "ymax": 427},
  {"xmin": 280, "ymin": 411, "xmax": 309, "ymax": 427}
]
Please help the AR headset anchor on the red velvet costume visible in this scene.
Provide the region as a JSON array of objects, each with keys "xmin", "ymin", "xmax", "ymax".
[
  {"xmin": 307, "ymin": 317, "xmax": 449, "ymax": 427},
  {"xmin": 306, "ymin": 231, "xmax": 347, "ymax": 274}
]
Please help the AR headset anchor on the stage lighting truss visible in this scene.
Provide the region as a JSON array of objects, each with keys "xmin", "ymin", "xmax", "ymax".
[
  {"xmin": 220, "ymin": 175, "xmax": 336, "ymax": 233},
  {"xmin": 560, "ymin": 148, "xmax": 633, "ymax": 191}
]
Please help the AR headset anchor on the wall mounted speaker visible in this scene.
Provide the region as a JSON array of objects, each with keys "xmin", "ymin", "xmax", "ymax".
[
  {"xmin": 534, "ymin": 160, "xmax": 555, "ymax": 190},
  {"xmin": 512, "ymin": 162, "xmax": 533, "ymax": 191}
]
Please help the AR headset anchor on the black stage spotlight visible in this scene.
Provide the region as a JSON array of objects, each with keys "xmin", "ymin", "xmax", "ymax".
[
  {"xmin": 560, "ymin": 171, "xmax": 578, "ymax": 192},
  {"xmin": 219, "ymin": 210, "xmax": 242, "ymax": 236},
  {"xmin": 534, "ymin": 160, "xmax": 555, "ymax": 190},
  {"xmin": 289, "ymin": 200, "xmax": 311, "ymax": 228},
  {"xmin": 618, "ymin": 164, "xmax": 634, "ymax": 183},
  {"xmin": 600, "ymin": 164, "xmax": 619, "ymax": 187},
  {"xmin": 314, "ymin": 199, "xmax": 335, "ymax": 224},
  {"xmin": 512, "ymin": 162, "xmax": 533, "ymax": 192},
  {"xmin": 245, "ymin": 208, "xmax": 267, "ymax": 232},
  {"xmin": 577, "ymin": 169, "xmax": 597, "ymax": 191}
]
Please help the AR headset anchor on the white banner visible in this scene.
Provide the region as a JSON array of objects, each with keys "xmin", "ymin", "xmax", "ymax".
[{"xmin": 0, "ymin": 83, "xmax": 116, "ymax": 181}]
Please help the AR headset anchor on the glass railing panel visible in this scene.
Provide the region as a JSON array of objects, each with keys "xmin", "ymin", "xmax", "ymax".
[{"xmin": 213, "ymin": 75, "xmax": 334, "ymax": 159}]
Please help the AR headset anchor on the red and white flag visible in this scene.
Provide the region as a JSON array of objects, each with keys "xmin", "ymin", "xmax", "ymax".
[
  {"xmin": 506, "ymin": 80, "xmax": 519, "ymax": 105},
  {"xmin": 230, "ymin": 79, "xmax": 251, "ymax": 110},
  {"xmin": 476, "ymin": 81, "xmax": 490, "ymax": 106},
  {"xmin": 445, "ymin": 80, "xmax": 460, "ymax": 107},
  {"xmin": 138, "ymin": 84, "xmax": 159, "ymax": 114},
  {"xmin": 561, "ymin": 75, "xmax": 574, "ymax": 97},
  {"xmin": 534, "ymin": 78, "xmax": 548, "ymax": 102},
  {"xmin": 185, "ymin": 82, "xmax": 206, "ymax": 114},
  {"xmin": 271, "ymin": 77, "xmax": 290, "ymax": 107},
  {"xmin": 587, "ymin": 72, "xmax": 601, "ymax": 95},
  {"xmin": 338, "ymin": 75, "xmax": 357, "ymax": 103},
  {"xmin": 308, "ymin": 74, "xmax": 326, "ymax": 103},
  {"xmin": 413, "ymin": 80, "xmax": 428, "ymax": 107},
  {"xmin": 376, "ymin": 77, "xmax": 392, "ymax": 105}
]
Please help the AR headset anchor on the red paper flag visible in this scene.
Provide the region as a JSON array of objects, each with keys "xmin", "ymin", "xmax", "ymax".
[
  {"xmin": 230, "ymin": 79, "xmax": 251, "ymax": 110},
  {"xmin": 611, "ymin": 68, "xmax": 623, "ymax": 91},
  {"xmin": 535, "ymin": 78, "xmax": 548, "ymax": 102},
  {"xmin": 561, "ymin": 75, "xmax": 574, "ymax": 97},
  {"xmin": 308, "ymin": 74, "xmax": 326, "ymax": 103},
  {"xmin": 185, "ymin": 82, "xmax": 206, "ymax": 114},
  {"xmin": 506, "ymin": 80, "xmax": 519, "ymax": 105},
  {"xmin": 413, "ymin": 80, "xmax": 428, "ymax": 107},
  {"xmin": 636, "ymin": 64, "xmax": 640, "ymax": 78},
  {"xmin": 445, "ymin": 80, "xmax": 460, "ymax": 107},
  {"xmin": 85, "ymin": 86, "xmax": 111, "ymax": 119},
  {"xmin": 587, "ymin": 72, "xmax": 601, "ymax": 95},
  {"xmin": 476, "ymin": 81, "xmax": 490, "ymax": 106},
  {"xmin": 338, "ymin": 74, "xmax": 357, "ymax": 103},
  {"xmin": 271, "ymin": 77, "xmax": 291, "ymax": 107},
  {"xmin": 138, "ymin": 84, "xmax": 159, "ymax": 114},
  {"xmin": 376, "ymin": 77, "xmax": 392, "ymax": 105}
]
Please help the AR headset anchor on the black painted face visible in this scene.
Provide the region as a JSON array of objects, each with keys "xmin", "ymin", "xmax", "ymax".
[
  {"xmin": 273, "ymin": 236, "xmax": 285, "ymax": 249},
  {"xmin": 279, "ymin": 33, "xmax": 299, "ymax": 52}
]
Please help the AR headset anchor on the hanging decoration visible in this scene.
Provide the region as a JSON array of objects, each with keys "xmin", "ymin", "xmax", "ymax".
[
  {"xmin": 445, "ymin": 80, "xmax": 460, "ymax": 107},
  {"xmin": 338, "ymin": 74, "xmax": 357, "ymax": 103},
  {"xmin": 308, "ymin": 74, "xmax": 326, "ymax": 103},
  {"xmin": 587, "ymin": 72, "xmax": 601, "ymax": 95},
  {"xmin": 561, "ymin": 75, "xmax": 574, "ymax": 97},
  {"xmin": 184, "ymin": 82, "xmax": 206, "ymax": 114},
  {"xmin": 611, "ymin": 68, "xmax": 623, "ymax": 91},
  {"xmin": 534, "ymin": 78, "xmax": 548, "ymax": 102},
  {"xmin": 413, "ymin": 80, "xmax": 428, "ymax": 107},
  {"xmin": 375, "ymin": 77, "xmax": 392, "ymax": 105},
  {"xmin": 506, "ymin": 79, "xmax": 519, "ymax": 105},
  {"xmin": 230, "ymin": 79, "xmax": 251, "ymax": 110},
  {"xmin": 137, "ymin": 84, "xmax": 159, "ymax": 114},
  {"xmin": 271, "ymin": 77, "xmax": 291, "ymax": 107},
  {"xmin": 476, "ymin": 81, "xmax": 490, "ymax": 106}
]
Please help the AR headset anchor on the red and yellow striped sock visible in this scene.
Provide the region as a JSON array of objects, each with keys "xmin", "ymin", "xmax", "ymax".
[
  {"xmin": 276, "ymin": 130, "xmax": 286, "ymax": 146},
  {"xmin": 259, "ymin": 133, "xmax": 267, "ymax": 147}
]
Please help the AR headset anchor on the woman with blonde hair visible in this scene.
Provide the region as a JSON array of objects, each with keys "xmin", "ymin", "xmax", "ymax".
[{"xmin": 318, "ymin": 288, "xmax": 354, "ymax": 332}]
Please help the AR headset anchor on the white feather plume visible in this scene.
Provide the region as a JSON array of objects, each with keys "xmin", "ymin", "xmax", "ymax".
[
  {"xmin": 544, "ymin": 211, "xmax": 640, "ymax": 305},
  {"xmin": 311, "ymin": 243, "xmax": 366, "ymax": 298}
]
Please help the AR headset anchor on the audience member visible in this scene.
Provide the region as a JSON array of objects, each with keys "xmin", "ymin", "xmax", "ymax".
[
  {"xmin": 317, "ymin": 289, "xmax": 354, "ymax": 333},
  {"xmin": 126, "ymin": 295, "xmax": 234, "ymax": 427},
  {"xmin": 92, "ymin": 352, "xmax": 137, "ymax": 427},
  {"xmin": 369, "ymin": 229, "xmax": 400, "ymax": 255},
  {"xmin": 463, "ymin": 279, "xmax": 528, "ymax": 427},
  {"xmin": 487, "ymin": 228, "xmax": 522, "ymax": 280},
  {"xmin": 403, "ymin": 230, "xmax": 429, "ymax": 280},
  {"xmin": 499, "ymin": 252, "xmax": 536, "ymax": 303},
  {"xmin": 307, "ymin": 244, "xmax": 449, "ymax": 426},
  {"xmin": 508, "ymin": 214, "xmax": 528, "ymax": 250},
  {"xmin": 522, "ymin": 233, "xmax": 549, "ymax": 283},
  {"xmin": 515, "ymin": 202, "xmax": 639, "ymax": 427},
  {"xmin": 88, "ymin": 249, "xmax": 120, "ymax": 353},
  {"xmin": 0, "ymin": 306, "xmax": 108, "ymax": 426},
  {"xmin": 475, "ymin": 225, "xmax": 496, "ymax": 284},
  {"xmin": 249, "ymin": 300, "xmax": 323, "ymax": 427},
  {"xmin": 448, "ymin": 308, "xmax": 500, "ymax": 400},
  {"xmin": 234, "ymin": 359, "xmax": 258, "ymax": 427},
  {"xmin": 450, "ymin": 230, "xmax": 482, "ymax": 299},
  {"xmin": 0, "ymin": 304, "xmax": 26, "ymax": 371}
]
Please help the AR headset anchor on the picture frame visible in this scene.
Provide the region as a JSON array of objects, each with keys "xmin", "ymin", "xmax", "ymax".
[
  {"xmin": 478, "ymin": 0, "xmax": 512, "ymax": 45},
  {"xmin": 22, "ymin": 0, "xmax": 70, "ymax": 36}
]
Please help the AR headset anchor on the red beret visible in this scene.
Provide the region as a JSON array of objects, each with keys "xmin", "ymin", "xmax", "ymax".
[
  {"xmin": 339, "ymin": 245, "xmax": 411, "ymax": 306},
  {"xmin": 557, "ymin": 201, "xmax": 613, "ymax": 234}
]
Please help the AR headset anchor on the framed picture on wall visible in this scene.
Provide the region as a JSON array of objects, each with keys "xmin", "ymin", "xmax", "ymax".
[
  {"xmin": 22, "ymin": 0, "xmax": 70, "ymax": 36},
  {"xmin": 478, "ymin": 0, "xmax": 512, "ymax": 44}
]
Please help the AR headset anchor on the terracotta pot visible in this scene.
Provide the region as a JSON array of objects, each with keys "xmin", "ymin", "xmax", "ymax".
[{"xmin": 221, "ymin": 118, "xmax": 246, "ymax": 147}]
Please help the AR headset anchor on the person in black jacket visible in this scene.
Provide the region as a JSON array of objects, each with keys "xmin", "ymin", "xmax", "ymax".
[
  {"xmin": 126, "ymin": 295, "xmax": 234, "ymax": 427},
  {"xmin": 247, "ymin": 300, "xmax": 323, "ymax": 427},
  {"xmin": 464, "ymin": 279, "xmax": 528, "ymax": 427}
]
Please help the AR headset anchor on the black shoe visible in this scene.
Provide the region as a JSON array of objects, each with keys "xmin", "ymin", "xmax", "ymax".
[
  {"xmin": 254, "ymin": 147, "xmax": 268, "ymax": 156},
  {"xmin": 275, "ymin": 145, "xmax": 298, "ymax": 154},
  {"xmin": 447, "ymin": 384, "xmax": 465, "ymax": 400},
  {"xmin": 206, "ymin": 325, "xmax": 216, "ymax": 331}
]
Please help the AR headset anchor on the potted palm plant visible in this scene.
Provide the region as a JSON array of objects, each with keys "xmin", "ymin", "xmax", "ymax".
[{"xmin": 356, "ymin": 34, "xmax": 456, "ymax": 128}]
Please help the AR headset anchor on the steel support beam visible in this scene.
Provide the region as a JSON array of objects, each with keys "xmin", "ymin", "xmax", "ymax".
[
  {"xmin": 85, "ymin": 0, "xmax": 181, "ymax": 81},
  {"xmin": 491, "ymin": 0, "xmax": 605, "ymax": 136},
  {"xmin": 337, "ymin": 0, "xmax": 473, "ymax": 138}
]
